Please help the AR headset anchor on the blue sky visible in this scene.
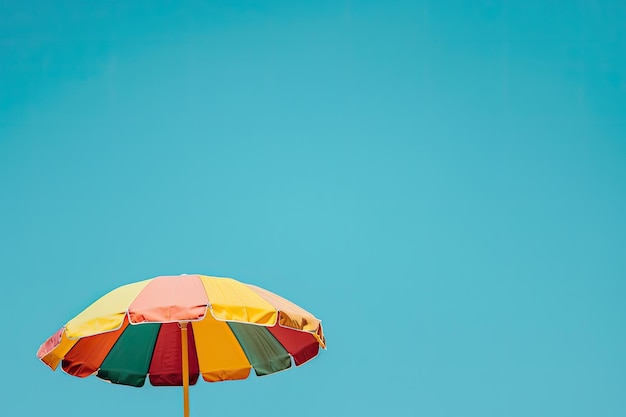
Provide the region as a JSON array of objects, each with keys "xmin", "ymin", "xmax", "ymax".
[{"xmin": 1, "ymin": 1, "xmax": 625, "ymax": 416}]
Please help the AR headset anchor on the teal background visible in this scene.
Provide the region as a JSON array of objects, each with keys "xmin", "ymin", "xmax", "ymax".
[{"xmin": 1, "ymin": 1, "xmax": 625, "ymax": 416}]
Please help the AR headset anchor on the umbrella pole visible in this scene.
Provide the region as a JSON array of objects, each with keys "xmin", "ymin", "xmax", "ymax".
[{"xmin": 181, "ymin": 322, "xmax": 190, "ymax": 417}]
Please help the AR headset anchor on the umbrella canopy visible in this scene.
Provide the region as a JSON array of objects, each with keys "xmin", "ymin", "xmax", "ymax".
[{"xmin": 37, "ymin": 274, "xmax": 325, "ymax": 415}]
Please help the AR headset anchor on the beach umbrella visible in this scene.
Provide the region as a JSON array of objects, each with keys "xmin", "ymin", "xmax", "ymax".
[{"xmin": 37, "ymin": 274, "xmax": 326, "ymax": 417}]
